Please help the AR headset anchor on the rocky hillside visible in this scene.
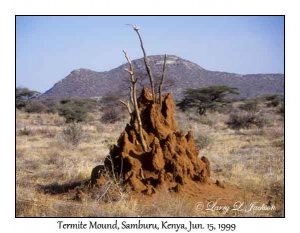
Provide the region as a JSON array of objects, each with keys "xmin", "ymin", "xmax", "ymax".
[{"xmin": 40, "ymin": 55, "xmax": 284, "ymax": 100}]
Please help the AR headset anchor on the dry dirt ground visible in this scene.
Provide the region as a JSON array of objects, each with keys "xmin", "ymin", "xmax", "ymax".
[{"xmin": 16, "ymin": 105, "xmax": 284, "ymax": 217}]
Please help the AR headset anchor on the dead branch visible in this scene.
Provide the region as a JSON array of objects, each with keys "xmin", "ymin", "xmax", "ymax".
[
  {"xmin": 122, "ymin": 50, "xmax": 148, "ymax": 152},
  {"xmin": 123, "ymin": 50, "xmax": 135, "ymax": 79},
  {"xmin": 159, "ymin": 54, "xmax": 167, "ymax": 105},
  {"xmin": 119, "ymin": 100, "xmax": 132, "ymax": 114},
  {"xmin": 127, "ymin": 24, "xmax": 156, "ymax": 102},
  {"xmin": 129, "ymin": 86, "xmax": 134, "ymax": 106}
]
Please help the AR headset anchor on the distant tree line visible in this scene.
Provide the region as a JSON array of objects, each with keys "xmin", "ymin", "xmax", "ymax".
[{"xmin": 16, "ymin": 85, "xmax": 284, "ymax": 127}]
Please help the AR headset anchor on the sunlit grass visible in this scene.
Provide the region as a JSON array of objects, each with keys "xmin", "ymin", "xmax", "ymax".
[{"xmin": 16, "ymin": 106, "xmax": 284, "ymax": 217}]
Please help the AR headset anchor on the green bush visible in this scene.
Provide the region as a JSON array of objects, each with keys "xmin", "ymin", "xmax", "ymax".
[
  {"xmin": 60, "ymin": 98, "xmax": 72, "ymax": 104},
  {"xmin": 263, "ymin": 94, "xmax": 283, "ymax": 108},
  {"xmin": 58, "ymin": 103, "xmax": 87, "ymax": 123},
  {"xmin": 60, "ymin": 98, "xmax": 100, "ymax": 113},
  {"xmin": 239, "ymin": 100, "xmax": 259, "ymax": 112},
  {"xmin": 41, "ymin": 99, "xmax": 59, "ymax": 113},
  {"xmin": 73, "ymin": 98, "xmax": 100, "ymax": 112}
]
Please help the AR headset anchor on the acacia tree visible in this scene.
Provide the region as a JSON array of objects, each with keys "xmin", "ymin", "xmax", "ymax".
[
  {"xmin": 16, "ymin": 87, "xmax": 40, "ymax": 100},
  {"xmin": 177, "ymin": 85, "xmax": 240, "ymax": 115}
]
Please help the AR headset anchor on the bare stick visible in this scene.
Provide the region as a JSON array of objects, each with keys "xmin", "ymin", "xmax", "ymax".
[
  {"xmin": 123, "ymin": 50, "xmax": 148, "ymax": 152},
  {"xmin": 119, "ymin": 100, "xmax": 132, "ymax": 114},
  {"xmin": 129, "ymin": 86, "xmax": 134, "ymax": 106},
  {"xmin": 159, "ymin": 54, "xmax": 167, "ymax": 105},
  {"xmin": 127, "ymin": 24, "xmax": 156, "ymax": 102}
]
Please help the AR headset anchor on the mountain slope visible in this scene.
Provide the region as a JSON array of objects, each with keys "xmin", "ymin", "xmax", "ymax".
[{"xmin": 40, "ymin": 55, "xmax": 284, "ymax": 100}]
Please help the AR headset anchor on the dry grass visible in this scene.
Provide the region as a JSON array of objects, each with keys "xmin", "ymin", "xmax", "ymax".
[{"xmin": 16, "ymin": 104, "xmax": 284, "ymax": 217}]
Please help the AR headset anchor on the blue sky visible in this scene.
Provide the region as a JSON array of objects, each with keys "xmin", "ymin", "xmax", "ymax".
[{"xmin": 16, "ymin": 16, "xmax": 284, "ymax": 93}]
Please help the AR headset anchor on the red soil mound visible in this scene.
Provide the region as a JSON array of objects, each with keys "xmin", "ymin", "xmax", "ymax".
[{"xmin": 92, "ymin": 88, "xmax": 211, "ymax": 194}]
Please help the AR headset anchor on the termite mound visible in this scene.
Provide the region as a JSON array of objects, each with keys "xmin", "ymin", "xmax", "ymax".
[{"xmin": 91, "ymin": 87, "xmax": 210, "ymax": 194}]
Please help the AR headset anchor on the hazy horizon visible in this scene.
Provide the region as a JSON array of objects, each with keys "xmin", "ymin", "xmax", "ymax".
[{"xmin": 16, "ymin": 16, "xmax": 284, "ymax": 93}]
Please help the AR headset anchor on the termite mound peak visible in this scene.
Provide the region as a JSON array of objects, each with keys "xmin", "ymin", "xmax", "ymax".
[{"xmin": 92, "ymin": 87, "xmax": 211, "ymax": 195}]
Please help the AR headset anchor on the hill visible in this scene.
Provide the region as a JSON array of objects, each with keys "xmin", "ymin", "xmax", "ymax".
[{"xmin": 39, "ymin": 55, "xmax": 284, "ymax": 100}]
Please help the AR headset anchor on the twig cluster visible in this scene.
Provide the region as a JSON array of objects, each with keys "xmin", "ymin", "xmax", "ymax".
[{"xmin": 119, "ymin": 24, "xmax": 168, "ymax": 152}]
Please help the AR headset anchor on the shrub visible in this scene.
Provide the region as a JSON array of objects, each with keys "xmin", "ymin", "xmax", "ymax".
[
  {"xmin": 194, "ymin": 134, "xmax": 212, "ymax": 149},
  {"xmin": 35, "ymin": 128, "xmax": 56, "ymax": 138},
  {"xmin": 196, "ymin": 115, "xmax": 216, "ymax": 126},
  {"xmin": 277, "ymin": 102, "xmax": 284, "ymax": 116},
  {"xmin": 45, "ymin": 107, "xmax": 57, "ymax": 114},
  {"xmin": 267, "ymin": 99, "xmax": 280, "ymax": 107},
  {"xmin": 60, "ymin": 98, "xmax": 72, "ymax": 104},
  {"xmin": 25, "ymin": 101, "xmax": 47, "ymax": 113},
  {"xmin": 214, "ymin": 103, "xmax": 233, "ymax": 114},
  {"xmin": 73, "ymin": 98, "xmax": 100, "ymax": 112},
  {"xmin": 273, "ymin": 137, "xmax": 284, "ymax": 150},
  {"xmin": 239, "ymin": 100, "xmax": 259, "ymax": 112},
  {"xmin": 100, "ymin": 93, "xmax": 123, "ymax": 109},
  {"xmin": 41, "ymin": 99, "xmax": 59, "ymax": 114},
  {"xmin": 99, "ymin": 93, "xmax": 127, "ymax": 124},
  {"xmin": 62, "ymin": 123, "xmax": 84, "ymax": 146},
  {"xmin": 18, "ymin": 126, "xmax": 33, "ymax": 136},
  {"xmin": 58, "ymin": 103, "xmax": 87, "ymax": 123},
  {"xmin": 16, "ymin": 100, "xmax": 27, "ymax": 110},
  {"xmin": 226, "ymin": 111, "xmax": 266, "ymax": 130},
  {"xmin": 101, "ymin": 108, "xmax": 124, "ymax": 124},
  {"xmin": 264, "ymin": 94, "xmax": 279, "ymax": 101},
  {"xmin": 264, "ymin": 94, "xmax": 283, "ymax": 108}
]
